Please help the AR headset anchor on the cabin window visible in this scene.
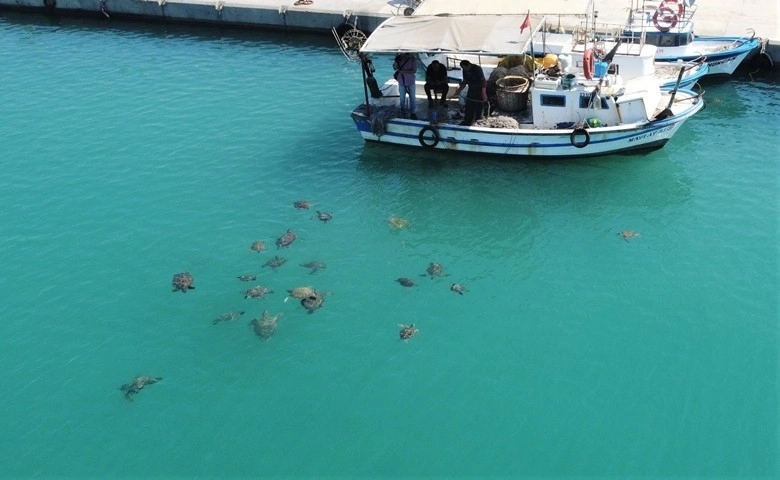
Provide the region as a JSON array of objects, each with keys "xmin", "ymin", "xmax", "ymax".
[
  {"xmin": 659, "ymin": 35, "xmax": 676, "ymax": 47},
  {"xmin": 540, "ymin": 95, "xmax": 566, "ymax": 107},
  {"xmin": 646, "ymin": 32, "xmax": 691, "ymax": 47}
]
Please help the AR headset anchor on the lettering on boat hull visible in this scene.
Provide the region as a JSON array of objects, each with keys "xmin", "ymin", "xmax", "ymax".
[{"xmin": 628, "ymin": 125, "xmax": 673, "ymax": 143}]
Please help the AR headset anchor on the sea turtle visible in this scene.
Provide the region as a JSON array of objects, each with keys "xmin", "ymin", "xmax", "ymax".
[
  {"xmin": 244, "ymin": 285, "xmax": 273, "ymax": 299},
  {"xmin": 249, "ymin": 310, "xmax": 282, "ymax": 339},
  {"xmin": 618, "ymin": 230, "xmax": 640, "ymax": 241},
  {"xmin": 388, "ymin": 215, "xmax": 409, "ymax": 229},
  {"xmin": 213, "ymin": 310, "xmax": 246, "ymax": 325},
  {"xmin": 276, "ymin": 229, "xmax": 297, "ymax": 249},
  {"xmin": 398, "ymin": 324, "xmax": 419, "ymax": 342},
  {"xmin": 250, "ymin": 241, "xmax": 266, "ymax": 253},
  {"xmin": 300, "ymin": 291, "xmax": 325, "ymax": 314},
  {"xmin": 285, "ymin": 286, "xmax": 317, "ymax": 302},
  {"xmin": 397, "ymin": 277, "xmax": 416, "ymax": 288},
  {"xmin": 119, "ymin": 375, "xmax": 162, "ymax": 401},
  {"xmin": 294, "ymin": 200, "xmax": 313, "ymax": 210},
  {"xmin": 315, "ymin": 211, "xmax": 333, "ymax": 222},
  {"xmin": 425, "ymin": 262, "xmax": 445, "ymax": 279},
  {"xmin": 172, "ymin": 272, "xmax": 195, "ymax": 293},
  {"xmin": 301, "ymin": 260, "xmax": 327, "ymax": 274},
  {"xmin": 450, "ymin": 283, "xmax": 467, "ymax": 295},
  {"xmin": 263, "ymin": 255, "xmax": 287, "ymax": 270},
  {"xmin": 237, "ymin": 274, "xmax": 257, "ymax": 282}
]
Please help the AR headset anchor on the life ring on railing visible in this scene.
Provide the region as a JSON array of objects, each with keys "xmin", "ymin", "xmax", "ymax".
[
  {"xmin": 652, "ymin": 6, "xmax": 678, "ymax": 33},
  {"xmin": 661, "ymin": 0, "xmax": 684, "ymax": 17},
  {"xmin": 418, "ymin": 126, "xmax": 440, "ymax": 148},
  {"xmin": 570, "ymin": 128, "xmax": 590, "ymax": 148},
  {"xmin": 583, "ymin": 48, "xmax": 595, "ymax": 80}
]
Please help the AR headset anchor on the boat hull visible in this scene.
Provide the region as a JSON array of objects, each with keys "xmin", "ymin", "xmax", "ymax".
[
  {"xmin": 351, "ymin": 96, "xmax": 703, "ymax": 159},
  {"xmin": 650, "ymin": 36, "xmax": 759, "ymax": 75}
]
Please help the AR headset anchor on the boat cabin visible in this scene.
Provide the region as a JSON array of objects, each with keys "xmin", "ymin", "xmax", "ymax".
[{"xmin": 528, "ymin": 74, "xmax": 651, "ymax": 130}]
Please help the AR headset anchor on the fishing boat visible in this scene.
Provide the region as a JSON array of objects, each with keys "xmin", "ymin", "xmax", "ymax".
[
  {"xmin": 621, "ymin": 0, "xmax": 759, "ymax": 75},
  {"xmin": 351, "ymin": 14, "xmax": 705, "ymax": 159}
]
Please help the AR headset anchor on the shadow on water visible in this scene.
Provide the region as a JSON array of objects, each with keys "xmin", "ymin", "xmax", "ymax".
[{"xmin": 355, "ymin": 139, "xmax": 694, "ymax": 222}]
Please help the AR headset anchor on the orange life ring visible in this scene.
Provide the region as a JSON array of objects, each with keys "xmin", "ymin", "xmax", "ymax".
[
  {"xmin": 583, "ymin": 48, "xmax": 595, "ymax": 80},
  {"xmin": 660, "ymin": 0, "xmax": 684, "ymax": 17},
  {"xmin": 652, "ymin": 6, "xmax": 678, "ymax": 32}
]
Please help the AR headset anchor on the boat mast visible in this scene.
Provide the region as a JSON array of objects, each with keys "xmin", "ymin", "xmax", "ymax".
[{"xmin": 359, "ymin": 53, "xmax": 371, "ymax": 116}]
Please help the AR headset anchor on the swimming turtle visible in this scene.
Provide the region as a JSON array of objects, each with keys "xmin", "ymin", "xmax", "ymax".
[
  {"xmin": 618, "ymin": 230, "xmax": 640, "ymax": 241},
  {"xmin": 250, "ymin": 241, "xmax": 266, "ymax": 253},
  {"xmin": 172, "ymin": 272, "xmax": 195, "ymax": 293},
  {"xmin": 315, "ymin": 211, "xmax": 333, "ymax": 222},
  {"xmin": 285, "ymin": 286, "xmax": 317, "ymax": 302},
  {"xmin": 398, "ymin": 323, "xmax": 419, "ymax": 342},
  {"xmin": 213, "ymin": 310, "xmax": 246, "ymax": 325},
  {"xmin": 397, "ymin": 277, "xmax": 416, "ymax": 288},
  {"xmin": 388, "ymin": 215, "xmax": 409, "ymax": 229},
  {"xmin": 425, "ymin": 262, "xmax": 445, "ymax": 279},
  {"xmin": 249, "ymin": 310, "xmax": 282, "ymax": 339},
  {"xmin": 237, "ymin": 274, "xmax": 257, "ymax": 282},
  {"xmin": 276, "ymin": 229, "xmax": 297, "ymax": 249},
  {"xmin": 119, "ymin": 375, "xmax": 162, "ymax": 401},
  {"xmin": 263, "ymin": 255, "xmax": 287, "ymax": 270},
  {"xmin": 294, "ymin": 200, "xmax": 313, "ymax": 210},
  {"xmin": 450, "ymin": 283, "xmax": 467, "ymax": 295},
  {"xmin": 244, "ymin": 285, "xmax": 273, "ymax": 299},
  {"xmin": 300, "ymin": 291, "xmax": 325, "ymax": 314},
  {"xmin": 301, "ymin": 260, "xmax": 326, "ymax": 274}
]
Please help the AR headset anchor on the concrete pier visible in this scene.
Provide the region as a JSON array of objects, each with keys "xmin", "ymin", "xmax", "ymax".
[{"xmin": 1, "ymin": 0, "xmax": 778, "ymax": 64}]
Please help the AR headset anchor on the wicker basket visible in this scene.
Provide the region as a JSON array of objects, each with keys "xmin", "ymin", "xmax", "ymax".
[{"xmin": 496, "ymin": 76, "xmax": 530, "ymax": 112}]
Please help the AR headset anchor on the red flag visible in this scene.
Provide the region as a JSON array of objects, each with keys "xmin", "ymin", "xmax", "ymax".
[{"xmin": 520, "ymin": 10, "xmax": 531, "ymax": 33}]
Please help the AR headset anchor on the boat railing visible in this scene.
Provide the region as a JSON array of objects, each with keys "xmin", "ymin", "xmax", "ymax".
[
  {"xmin": 562, "ymin": 19, "xmax": 649, "ymax": 55},
  {"xmin": 627, "ymin": 1, "xmax": 698, "ymax": 35}
]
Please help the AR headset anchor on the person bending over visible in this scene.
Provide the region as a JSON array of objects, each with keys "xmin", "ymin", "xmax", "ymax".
[{"xmin": 453, "ymin": 60, "xmax": 486, "ymax": 126}]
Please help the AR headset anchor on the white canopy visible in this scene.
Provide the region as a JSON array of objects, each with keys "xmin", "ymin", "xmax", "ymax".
[
  {"xmin": 359, "ymin": 14, "xmax": 546, "ymax": 55},
  {"xmin": 413, "ymin": 0, "xmax": 590, "ymax": 16}
]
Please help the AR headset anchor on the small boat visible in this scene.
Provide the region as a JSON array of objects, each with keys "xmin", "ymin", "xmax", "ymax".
[
  {"xmin": 620, "ymin": 0, "xmax": 760, "ymax": 75},
  {"xmin": 350, "ymin": 14, "xmax": 704, "ymax": 159}
]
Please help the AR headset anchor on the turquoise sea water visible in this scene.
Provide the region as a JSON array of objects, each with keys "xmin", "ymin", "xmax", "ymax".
[{"xmin": 1, "ymin": 14, "xmax": 777, "ymax": 478}]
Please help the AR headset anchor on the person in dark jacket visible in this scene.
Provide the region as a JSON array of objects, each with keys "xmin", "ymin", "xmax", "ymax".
[
  {"xmin": 453, "ymin": 60, "xmax": 486, "ymax": 126},
  {"xmin": 424, "ymin": 60, "xmax": 449, "ymax": 108}
]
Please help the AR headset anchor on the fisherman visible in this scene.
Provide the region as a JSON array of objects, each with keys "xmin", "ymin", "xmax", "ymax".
[
  {"xmin": 393, "ymin": 52, "xmax": 418, "ymax": 119},
  {"xmin": 424, "ymin": 60, "xmax": 449, "ymax": 108},
  {"xmin": 452, "ymin": 60, "xmax": 486, "ymax": 126}
]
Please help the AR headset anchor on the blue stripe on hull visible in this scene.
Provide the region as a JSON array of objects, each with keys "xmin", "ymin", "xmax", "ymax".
[
  {"xmin": 360, "ymin": 137, "xmax": 670, "ymax": 159},
  {"xmin": 352, "ymin": 118, "xmax": 675, "ymax": 159}
]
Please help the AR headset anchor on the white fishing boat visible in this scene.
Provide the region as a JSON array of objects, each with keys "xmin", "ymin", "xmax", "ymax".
[
  {"xmin": 621, "ymin": 0, "xmax": 759, "ymax": 75},
  {"xmin": 351, "ymin": 14, "xmax": 705, "ymax": 159}
]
